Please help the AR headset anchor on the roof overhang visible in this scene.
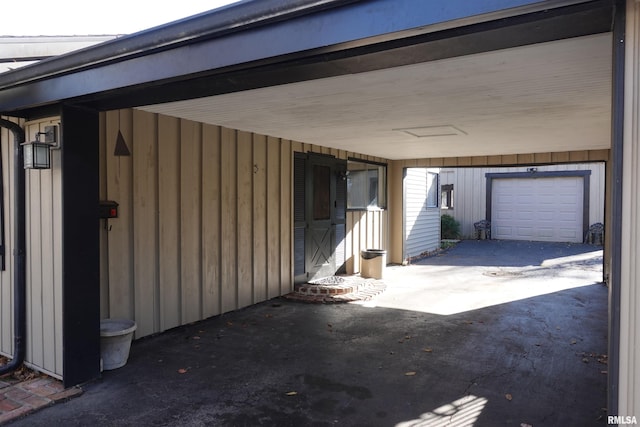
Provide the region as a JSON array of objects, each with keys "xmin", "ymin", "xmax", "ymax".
[
  {"xmin": 0, "ymin": 0, "xmax": 614, "ymax": 116},
  {"xmin": 0, "ymin": 0, "xmax": 615, "ymax": 161}
]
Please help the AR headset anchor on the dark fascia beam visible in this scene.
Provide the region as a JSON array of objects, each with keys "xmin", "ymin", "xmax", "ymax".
[
  {"xmin": 0, "ymin": 0, "xmax": 610, "ymax": 115},
  {"xmin": 83, "ymin": 1, "xmax": 614, "ymax": 111},
  {"xmin": 0, "ymin": 0, "xmax": 360, "ymax": 89}
]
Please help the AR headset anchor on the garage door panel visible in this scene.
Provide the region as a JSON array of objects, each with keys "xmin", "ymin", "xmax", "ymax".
[
  {"xmin": 538, "ymin": 228, "xmax": 554, "ymax": 238},
  {"xmin": 519, "ymin": 210, "xmax": 534, "ymax": 220},
  {"xmin": 538, "ymin": 195, "xmax": 555, "ymax": 204},
  {"xmin": 537, "ymin": 210, "xmax": 554, "ymax": 221},
  {"xmin": 495, "ymin": 209, "xmax": 513, "ymax": 220},
  {"xmin": 496, "ymin": 195, "xmax": 514, "ymax": 204},
  {"xmin": 515, "ymin": 194, "xmax": 533, "ymax": 204},
  {"xmin": 516, "ymin": 227, "xmax": 534, "ymax": 238},
  {"xmin": 559, "ymin": 229, "xmax": 580, "ymax": 239},
  {"xmin": 491, "ymin": 177, "xmax": 583, "ymax": 243}
]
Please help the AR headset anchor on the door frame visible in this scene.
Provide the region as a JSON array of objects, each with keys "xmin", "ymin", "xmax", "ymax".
[
  {"xmin": 485, "ymin": 170, "xmax": 591, "ymax": 242},
  {"xmin": 293, "ymin": 152, "xmax": 347, "ymax": 284}
]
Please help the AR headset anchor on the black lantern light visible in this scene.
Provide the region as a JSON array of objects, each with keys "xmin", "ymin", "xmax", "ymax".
[{"xmin": 22, "ymin": 126, "xmax": 57, "ymax": 170}]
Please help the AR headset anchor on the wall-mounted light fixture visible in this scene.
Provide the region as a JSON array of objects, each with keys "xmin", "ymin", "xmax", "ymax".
[
  {"xmin": 337, "ymin": 170, "xmax": 350, "ymax": 181},
  {"xmin": 22, "ymin": 126, "xmax": 58, "ymax": 170}
]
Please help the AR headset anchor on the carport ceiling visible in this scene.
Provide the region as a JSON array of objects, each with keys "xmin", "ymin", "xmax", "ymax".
[{"xmin": 139, "ymin": 33, "xmax": 612, "ymax": 160}]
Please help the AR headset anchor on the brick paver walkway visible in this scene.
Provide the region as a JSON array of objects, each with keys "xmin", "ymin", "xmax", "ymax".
[{"xmin": 0, "ymin": 376, "xmax": 82, "ymax": 424}]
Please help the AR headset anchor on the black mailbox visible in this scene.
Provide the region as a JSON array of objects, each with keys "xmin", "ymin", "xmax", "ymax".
[{"xmin": 99, "ymin": 201, "xmax": 119, "ymax": 219}]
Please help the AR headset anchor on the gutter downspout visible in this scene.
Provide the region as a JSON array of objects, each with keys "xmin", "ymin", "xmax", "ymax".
[{"xmin": 0, "ymin": 118, "xmax": 26, "ymax": 376}]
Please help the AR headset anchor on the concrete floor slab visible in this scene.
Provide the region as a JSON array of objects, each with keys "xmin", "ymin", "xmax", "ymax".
[{"xmin": 7, "ymin": 241, "xmax": 607, "ymax": 426}]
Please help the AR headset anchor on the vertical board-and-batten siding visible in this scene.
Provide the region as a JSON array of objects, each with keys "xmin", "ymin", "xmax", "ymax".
[
  {"xmin": 619, "ymin": 0, "xmax": 640, "ymax": 415},
  {"xmin": 404, "ymin": 168, "xmax": 440, "ymax": 260},
  {"xmin": 101, "ymin": 109, "xmax": 388, "ymax": 339},
  {"xmin": 0, "ymin": 117, "xmax": 63, "ymax": 379},
  {"xmin": 0, "ymin": 118, "xmax": 16, "ymax": 368},
  {"xmin": 439, "ymin": 163, "xmax": 606, "ymax": 239}
]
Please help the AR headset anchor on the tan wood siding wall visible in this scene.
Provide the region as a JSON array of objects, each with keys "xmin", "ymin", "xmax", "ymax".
[
  {"xmin": 345, "ymin": 210, "xmax": 388, "ymax": 274},
  {"xmin": 101, "ymin": 110, "xmax": 389, "ymax": 339},
  {"xmin": 619, "ymin": 0, "xmax": 640, "ymax": 414},
  {"xmin": 0, "ymin": 117, "xmax": 63, "ymax": 379},
  {"xmin": 0, "ymin": 117, "xmax": 17, "ymax": 366},
  {"xmin": 439, "ymin": 163, "xmax": 606, "ymax": 239}
]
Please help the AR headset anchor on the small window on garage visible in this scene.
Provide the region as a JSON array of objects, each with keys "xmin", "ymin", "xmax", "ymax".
[
  {"xmin": 441, "ymin": 184, "xmax": 453, "ymax": 209},
  {"xmin": 427, "ymin": 171, "xmax": 439, "ymax": 208},
  {"xmin": 347, "ymin": 159, "xmax": 387, "ymax": 210}
]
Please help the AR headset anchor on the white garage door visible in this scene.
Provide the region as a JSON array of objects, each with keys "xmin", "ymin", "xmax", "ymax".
[{"xmin": 492, "ymin": 177, "xmax": 583, "ymax": 243}]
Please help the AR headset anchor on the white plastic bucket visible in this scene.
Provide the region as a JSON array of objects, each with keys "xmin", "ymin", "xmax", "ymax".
[{"xmin": 100, "ymin": 319, "xmax": 137, "ymax": 370}]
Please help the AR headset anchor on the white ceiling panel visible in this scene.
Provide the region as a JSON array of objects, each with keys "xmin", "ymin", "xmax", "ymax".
[{"xmin": 139, "ymin": 33, "xmax": 612, "ymax": 160}]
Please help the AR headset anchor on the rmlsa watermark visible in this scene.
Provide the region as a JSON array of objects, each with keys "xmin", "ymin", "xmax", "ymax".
[{"xmin": 609, "ymin": 415, "xmax": 638, "ymax": 425}]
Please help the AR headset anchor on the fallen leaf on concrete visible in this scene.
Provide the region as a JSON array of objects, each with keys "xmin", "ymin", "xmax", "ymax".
[
  {"xmin": 226, "ymin": 322, "xmax": 233, "ymax": 326},
  {"xmin": 405, "ymin": 371, "xmax": 417, "ymax": 376},
  {"xmin": 404, "ymin": 335, "xmax": 412, "ymax": 340},
  {"xmin": 285, "ymin": 391, "xmax": 298, "ymax": 396},
  {"xmin": 464, "ymin": 321, "xmax": 474, "ymax": 325},
  {"xmin": 192, "ymin": 336, "xmax": 200, "ymax": 340},
  {"xmin": 178, "ymin": 368, "xmax": 188, "ymax": 374},
  {"xmin": 570, "ymin": 339, "xmax": 577, "ymax": 345},
  {"xmin": 423, "ymin": 348, "xmax": 433, "ymax": 353},
  {"xmin": 264, "ymin": 314, "xmax": 273, "ymax": 318},
  {"xmin": 505, "ymin": 393, "xmax": 513, "ymax": 401}
]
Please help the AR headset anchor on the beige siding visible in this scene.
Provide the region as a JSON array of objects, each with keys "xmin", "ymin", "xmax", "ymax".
[
  {"xmin": 101, "ymin": 109, "xmax": 389, "ymax": 339},
  {"xmin": 440, "ymin": 163, "xmax": 606, "ymax": 239},
  {"xmin": 157, "ymin": 115, "xmax": 182, "ymax": 329},
  {"xmin": 105, "ymin": 110, "xmax": 135, "ymax": 321},
  {"xmin": 619, "ymin": 0, "xmax": 640, "ymax": 414},
  {"xmin": 27, "ymin": 118, "xmax": 63, "ymax": 378},
  {"xmin": 0, "ymin": 118, "xmax": 17, "ymax": 363},
  {"xmin": 345, "ymin": 210, "xmax": 388, "ymax": 274},
  {"xmin": 0, "ymin": 118, "xmax": 66, "ymax": 379}
]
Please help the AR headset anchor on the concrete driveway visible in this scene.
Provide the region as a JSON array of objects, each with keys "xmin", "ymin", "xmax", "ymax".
[{"xmin": 8, "ymin": 240, "xmax": 607, "ymax": 426}]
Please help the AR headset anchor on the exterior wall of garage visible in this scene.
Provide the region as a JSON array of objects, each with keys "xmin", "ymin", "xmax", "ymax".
[
  {"xmin": 0, "ymin": 116, "xmax": 64, "ymax": 379},
  {"xmin": 404, "ymin": 168, "xmax": 441, "ymax": 260},
  {"xmin": 99, "ymin": 109, "xmax": 389, "ymax": 339},
  {"xmin": 388, "ymin": 150, "xmax": 610, "ymax": 271},
  {"xmin": 439, "ymin": 163, "xmax": 605, "ymax": 239}
]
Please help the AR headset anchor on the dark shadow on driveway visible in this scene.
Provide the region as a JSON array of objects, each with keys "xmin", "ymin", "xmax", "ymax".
[
  {"xmin": 8, "ymin": 292, "xmax": 608, "ymax": 426},
  {"xmin": 7, "ymin": 242, "xmax": 607, "ymax": 427}
]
